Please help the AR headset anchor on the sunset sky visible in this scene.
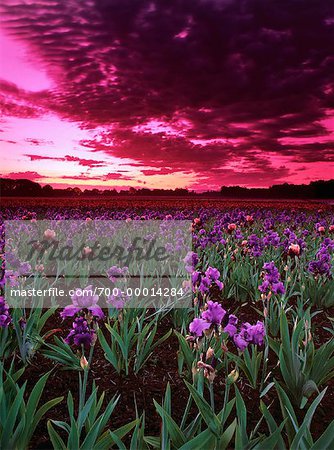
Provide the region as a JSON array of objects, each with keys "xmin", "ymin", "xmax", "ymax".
[{"xmin": 0, "ymin": 0, "xmax": 333, "ymax": 191}]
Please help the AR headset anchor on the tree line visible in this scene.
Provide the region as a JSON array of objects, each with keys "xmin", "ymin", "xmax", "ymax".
[{"xmin": 0, "ymin": 178, "xmax": 333, "ymax": 198}]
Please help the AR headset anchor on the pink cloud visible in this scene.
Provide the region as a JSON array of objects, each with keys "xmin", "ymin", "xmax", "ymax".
[
  {"xmin": 59, "ymin": 172, "xmax": 134, "ymax": 182},
  {"xmin": 2, "ymin": 171, "xmax": 44, "ymax": 181},
  {"xmin": 141, "ymin": 168, "xmax": 176, "ymax": 176},
  {"xmin": 102, "ymin": 172, "xmax": 133, "ymax": 181},
  {"xmin": 25, "ymin": 154, "xmax": 107, "ymax": 168}
]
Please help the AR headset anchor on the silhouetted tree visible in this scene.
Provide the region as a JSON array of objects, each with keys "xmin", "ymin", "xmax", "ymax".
[{"xmin": 1, "ymin": 178, "xmax": 333, "ymax": 199}]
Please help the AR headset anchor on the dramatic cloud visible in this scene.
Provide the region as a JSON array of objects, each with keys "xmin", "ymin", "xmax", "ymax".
[
  {"xmin": 60, "ymin": 172, "xmax": 138, "ymax": 182},
  {"xmin": 0, "ymin": 0, "xmax": 333, "ymax": 189},
  {"xmin": 25, "ymin": 154, "xmax": 107, "ymax": 168},
  {"xmin": 2, "ymin": 171, "xmax": 45, "ymax": 181}
]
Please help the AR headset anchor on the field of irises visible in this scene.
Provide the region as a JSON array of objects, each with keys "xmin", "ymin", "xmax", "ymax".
[{"xmin": 0, "ymin": 198, "xmax": 333, "ymax": 450}]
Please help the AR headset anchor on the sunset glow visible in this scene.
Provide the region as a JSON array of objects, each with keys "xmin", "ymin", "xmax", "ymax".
[{"xmin": 0, "ymin": 0, "xmax": 333, "ymax": 191}]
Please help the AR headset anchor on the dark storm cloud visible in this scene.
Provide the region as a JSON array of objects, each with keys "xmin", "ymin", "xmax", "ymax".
[
  {"xmin": 1, "ymin": 0, "xmax": 334, "ymax": 185},
  {"xmin": 0, "ymin": 80, "xmax": 48, "ymax": 118}
]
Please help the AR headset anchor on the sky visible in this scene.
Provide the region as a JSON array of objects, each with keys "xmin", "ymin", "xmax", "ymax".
[{"xmin": 0, "ymin": 0, "xmax": 333, "ymax": 191}]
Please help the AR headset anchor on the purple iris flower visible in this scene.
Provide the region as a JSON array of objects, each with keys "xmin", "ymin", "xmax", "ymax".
[
  {"xmin": 234, "ymin": 333, "xmax": 248, "ymax": 351},
  {"xmin": 215, "ymin": 279, "xmax": 224, "ymax": 290},
  {"xmin": 247, "ymin": 321, "xmax": 266, "ymax": 345},
  {"xmin": 61, "ymin": 285, "xmax": 104, "ymax": 319},
  {"xmin": 272, "ymin": 282, "xmax": 286, "ymax": 295},
  {"xmin": 183, "ymin": 251, "xmax": 199, "ymax": 273},
  {"xmin": 233, "ymin": 321, "xmax": 265, "ymax": 351},
  {"xmin": 308, "ymin": 241, "xmax": 332, "ymax": 278},
  {"xmin": 205, "ymin": 267, "xmax": 220, "ymax": 281},
  {"xmin": 259, "ymin": 261, "xmax": 285, "ymax": 295},
  {"xmin": 107, "ymin": 266, "xmax": 129, "ymax": 282},
  {"xmin": 258, "ymin": 280, "xmax": 270, "ymax": 293},
  {"xmin": 198, "ymin": 276, "xmax": 211, "ymax": 294},
  {"xmin": 0, "ymin": 296, "xmax": 11, "ymax": 327},
  {"xmin": 263, "ymin": 262, "xmax": 276, "ymax": 272},
  {"xmin": 107, "ymin": 291, "xmax": 131, "ymax": 309},
  {"xmin": 223, "ymin": 314, "xmax": 238, "ymax": 337},
  {"xmin": 308, "ymin": 258, "xmax": 331, "ymax": 277},
  {"xmin": 189, "ymin": 318, "xmax": 211, "ymax": 336},
  {"xmin": 192, "ymin": 271, "xmax": 201, "ymax": 285},
  {"xmin": 201, "ymin": 300, "xmax": 226, "ymax": 324},
  {"xmin": 193, "ymin": 267, "xmax": 224, "ymax": 293},
  {"xmin": 65, "ymin": 316, "xmax": 95, "ymax": 347},
  {"xmin": 242, "ymin": 321, "xmax": 266, "ymax": 346},
  {"xmin": 189, "ymin": 301, "xmax": 236, "ymax": 338},
  {"xmin": 4, "ymin": 270, "xmax": 19, "ymax": 287}
]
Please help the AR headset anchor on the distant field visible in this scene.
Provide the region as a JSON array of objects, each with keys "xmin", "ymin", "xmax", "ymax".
[{"xmin": 1, "ymin": 196, "xmax": 333, "ymax": 210}]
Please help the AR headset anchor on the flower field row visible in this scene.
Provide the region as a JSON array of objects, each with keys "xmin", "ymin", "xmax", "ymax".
[{"xmin": 0, "ymin": 200, "xmax": 333, "ymax": 449}]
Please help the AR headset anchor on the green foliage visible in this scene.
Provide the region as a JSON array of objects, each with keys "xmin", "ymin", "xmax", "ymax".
[
  {"xmin": 235, "ymin": 385, "xmax": 287, "ymax": 450},
  {"xmin": 48, "ymin": 384, "xmax": 137, "ymax": 450},
  {"xmin": 224, "ymin": 260, "xmax": 260, "ymax": 303},
  {"xmin": 99, "ymin": 310, "xmax": 172, "ymax": 374},
  {"xmin": 270, "ymin": 311, "xmax": 334, "ymax": 408},
  {"xmin": 228, "ymin": 345, "xmax": 263, "ymax": 389},
  {"xmin": 0, "ymin": 364, "xmax": 63, "ymax": 450},
  {"xmin": 175, "ymin": 329, "xmax": 197, "ymax": 376},
  {"xmin": 40, "ymin": 336, "xmax": 82, "ymax": 370},
  {"xmin": 301, "ymin": 275, "xmax": 334, "ymax": 308},
  {"xmin": 152, "ymin": 381, "xmax": 236, "ymax": 450},
  {"xmin": 275, "ymin": 381, "xmax": 334, "ymax": 449},
  {"xmin": 0, "ymin": 325, "xmax": 15, "ymax": 359},
  {"xmin": 12, "ymin": 307, "xmax": 58, "ymax": 364}
]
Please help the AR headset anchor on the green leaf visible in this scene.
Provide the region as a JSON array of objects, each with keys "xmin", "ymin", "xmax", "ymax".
[
  {"xmin": 290, "ymin": 388, "xmax": 327, "ymax": 450},
  {"xmin": 154, "ymin": 400, "xmax": 186, "ymax": 448},
  {"xmin": 259, "ymin": 401, "xmax": 286, "ymax": 450},
  {"xmin": 310, "ymin": 420, "xmax": 334, "ymax": 450},
  {"xmin": 98, "ymin": 329, "xmax": 120, "ymax": 373},
  {"xmin": 78, "ymin": 389, "xmax": 98, "ymax": 432},
  {"xmin": 50, "ymin": 420, "xmax": 71, "ymax": 433},
  {"xmin": 175, "ymin": 331, "xmax": 196, "ymax": 373},
  {"xmin": 96, "ymin": 419, "xmax": 138, "ymax": 449},
  {"xmin": 25, "ymin": 372, "xmax": 50, "ymax": 428},
  {"xmin": 32, "ymin": 396, "xmax": 64, "ymax": 435},
  {"xmin": 2, "ymin": 384, "xmax": 25, "ymax": 438},
  {"xmin": 184, "ymin": 380, "xmax": 221, "ymax": 437},
  {"xmin": 108, "ymin": 430, "xmax": 128, "ymax": 450},
  {"xmin": 178, "ymin": 428, "xmax": 216, "ymax": 450},
  {"xmin": 47, "ymin": 420, "xmax": 67, "ymax": 450},
  {"xmin": 218, "ymin": 398, "xmax": 235, "ymax": 426},
  {"xmin": 252, "ymin": 421, "xmax": 286, "ymax": 450},
  {"xmin": 218, "ymin": 418, "xmax": 236, "ymax": 450},
  {"xmin": 144, "ymin": 435, "xmax": 161, "ymax": 448},
  {"xmin": 260, "ymin": 382, "xmax": 275, "ymax": 398},
  {"xmin": 302, "ymin": 380, "xmax": 319, "ymax": 399},
  {"xmin": 234, "ymin": 386, "xmax": 248, "ymax": 450},
  {"xmin": 275, "ymin": 380, "xmax": 298, "ymax": 445}
]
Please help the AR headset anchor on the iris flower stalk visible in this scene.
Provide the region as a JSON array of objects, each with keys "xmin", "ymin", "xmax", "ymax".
[
  {"xmin": 78, "ymin": 335, "xmax": 96, "ymax": 413},
  {"xmin": 258, "ymin": 261, "xmax": 283, "ymax": 390},
  {"xmin": 209, "ymin": 380, "xmax": 215, "ymax": 411},
  {"xmin": 223, "ymin": 354, "xmax": 231, "ymax": 415},
  {"xmin": 260, "ymin": 295, "xmax": 270, "ymax": 392}
]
